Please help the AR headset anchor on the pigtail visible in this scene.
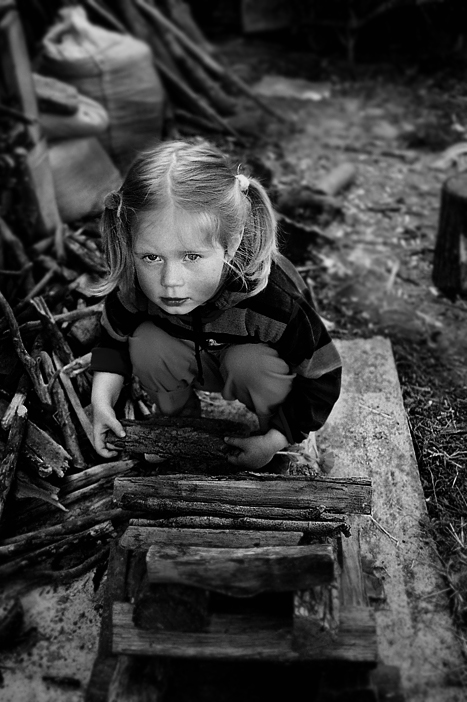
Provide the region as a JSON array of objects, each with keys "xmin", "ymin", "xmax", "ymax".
[
  {"xmin": 230, "ymin": 175, "xmax": 278, "ymax": 294},
  {"xmin": 91, "ymin": 194, "xmax": 135, "ymax": 299}
]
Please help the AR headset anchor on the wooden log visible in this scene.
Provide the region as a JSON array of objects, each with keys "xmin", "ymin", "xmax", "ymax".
[
  {"xmin": 60, "ymin": 459, "xmax": 138, "ymax": 496},
  {"xmin": 22, "ymin": 419, "xmax": 71, "ymax": 478},
  {"xmin": 112, "ymin": 601, "xmax": 378, "ymax": 662},
  {"xmin": 53, "ymin": 353, "xmax": 94, "ymax": 447},
  {"xmin": 128, "ymin": 551, "xmax": 209, "ymax": 632},
  {"xmin": 146, "ymin": 543, "xmax": 335, "ymax": 596},
  {"xmin": 41, "ymin": 351, "xmax": 86, "ymax": 470},
  {"xmin": 122, "ymin": 517, "xmax": 341, "ymax": 552},
  {"xmin": 109, "ymin": 416, "xmax": 250, "ymax": 460},
  {"xmin": 0, "ymin": 404, "xmax": 28, "ymax": 522},
  {"xmin": 432, "ymin": 173, "xmax": 467, "ymax": 298},
  {"xmin": 114, "ymin": 474, "xmax": 372, "ymax": 515}
]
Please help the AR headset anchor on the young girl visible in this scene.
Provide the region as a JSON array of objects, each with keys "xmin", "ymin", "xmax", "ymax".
[{"xmin": 91, "ymin": 140, "xmax": 342, "ymax": 469}]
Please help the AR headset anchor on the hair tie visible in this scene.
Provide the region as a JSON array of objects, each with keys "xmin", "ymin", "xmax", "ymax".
[
  {"xmin": 104, "ymin": 190, "xmax": 123, "ymax": 217},
  {"xmin": 235, "ymin": 174, "xmax": 249, "ymax": 193}
]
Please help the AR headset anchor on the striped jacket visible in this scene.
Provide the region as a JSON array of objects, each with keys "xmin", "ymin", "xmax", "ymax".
[{"xmin": 91, "ymin": 254, "xmax": 342, "ymax": 444}]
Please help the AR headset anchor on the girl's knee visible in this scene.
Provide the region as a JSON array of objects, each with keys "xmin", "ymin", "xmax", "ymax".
[{"xmin": 224, "ymin": 344, "xmax": 289, "ymax": 381}]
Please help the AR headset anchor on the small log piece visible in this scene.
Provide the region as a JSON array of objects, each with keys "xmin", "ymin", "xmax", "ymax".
[
  {"xmin": 108, "ymin": 416, "xmax": 250, "ymax": 461},
  {"xmin": 127, "ymin": 551, "xmax": 209, "ymax": 632},
  {"xmin": 433, "ymin": 172, "xmax": 467, "ymax": 297},
  {"xmin": 146, "ymin": 543, "xmax": 335, "ymax": 597}
]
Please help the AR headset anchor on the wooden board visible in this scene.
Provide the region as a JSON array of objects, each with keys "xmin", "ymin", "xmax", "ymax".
[
  {"xmin": 318, "ymin": 338, "xmax": 464, "ymax": 701},
  {"xmin": 112, "ymin": 601, "xmax": 377, "ymax": 663}
]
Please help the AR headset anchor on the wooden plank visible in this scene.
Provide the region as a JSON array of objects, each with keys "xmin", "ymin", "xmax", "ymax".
[
  {"xmin": 120, "ymin": 526, "xmax": 303, "ymax": 550},
  {"xmin": 318, "ymin": 338, "xmax": 464, "ymax": 700},
  {"xmin": 112, "ymin": 602, "xmax": 377, "ymax": 663},
  {"xmin": 339, "ymin": 527, "xmax": 368, "ymax": 607},
  {"xmin": 114, "ymin": 475, "xmax": 372, "ymax": 515},
  {"xmin": 146, "ymin": 544, "xmax": 334, "ymax": 596}
]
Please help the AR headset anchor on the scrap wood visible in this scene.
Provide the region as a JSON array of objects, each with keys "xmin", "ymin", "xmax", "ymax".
[
  {"xmin": 0, "ymin": 403, "xmax": 28, "ymax": 522},
  {"xmin": 53, "ymin": 352, "xmax": 94, "ymax": 447},
  {"xmin": 0, "ymin": 520, "xmax": 115, "ymax": 580},
  {"xmin": 0, "ymin": 290, "xmax": 51, "ymax": 406}
]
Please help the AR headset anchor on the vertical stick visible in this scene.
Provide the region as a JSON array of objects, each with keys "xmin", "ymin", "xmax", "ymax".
[{"xmin": 0, "ymin": 404, "xmax": 28, "ymax": 522}]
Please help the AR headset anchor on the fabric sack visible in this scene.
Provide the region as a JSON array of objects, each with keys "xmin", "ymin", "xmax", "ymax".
[{"xmin": 40, "ymin": 6, "xmax": 165, "ymax": 172}]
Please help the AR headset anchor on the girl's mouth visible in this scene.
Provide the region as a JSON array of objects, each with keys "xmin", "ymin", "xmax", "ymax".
[{"xmin": 160, "ymin": 297, "xmax": 189, "ymax": 307}]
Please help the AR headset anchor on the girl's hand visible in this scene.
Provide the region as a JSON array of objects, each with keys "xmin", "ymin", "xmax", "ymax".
[
  {"xmin": 91, "ymin": 371, "xmax": 126, "ymax": 458},
  {"xmin": 224, "ymin": 428, "xmax": 288, "ymax": 470},
  {"xmin": 92, "ymin": 404, "xmax": 126, "ymax": 458}
]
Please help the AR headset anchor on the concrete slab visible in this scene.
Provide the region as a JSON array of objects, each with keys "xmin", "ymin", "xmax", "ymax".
[{"xmin": 317, "ymin": 337, "xmax": 465, "ymax": 702}]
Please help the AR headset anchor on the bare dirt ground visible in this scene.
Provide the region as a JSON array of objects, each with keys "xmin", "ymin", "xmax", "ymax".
[{"xmin": 218, "ymin": 35, "xmax": 467, "ymax": 667}]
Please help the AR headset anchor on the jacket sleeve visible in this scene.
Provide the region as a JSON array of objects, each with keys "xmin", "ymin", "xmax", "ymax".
[
  {"xmin": 90, "ymin": 289, "xmax": 146, "ymax": 378},
  {"xmin": 271, "ymin": 300, "xmax": 342, "ymax": 443}
]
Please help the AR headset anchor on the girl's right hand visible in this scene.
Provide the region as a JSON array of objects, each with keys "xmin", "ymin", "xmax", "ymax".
[{"xmin": 92, "ymin": 405, "xmax": 126, "ymax": 458}]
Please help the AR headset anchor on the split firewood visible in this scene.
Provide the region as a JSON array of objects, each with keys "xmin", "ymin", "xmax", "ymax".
[
  {"xmin": 60, "ymin": 458, "xmax": 138, "ymax": 495},
  {"xmin": 145, "ymin": 543, "xmax": 335, "ymax": 597},
  {"xmin": 14, "ymin": 468, "xmax": 66, "ymax": 512},
  {"xmin": 64, "ymin": 234, "xmax": 107, "ymax": 276},
  {"xmin": 0, "ymin": 372, "xmax": 30, "ymax": 431},
  {"xmin": 53, "ymin": 353, "xmax": 94, "ymax": 447},
  {"xmin": 0, "ymin": 404, "xmax": 28, "ymax": 522},
  {"xmin": 40, "ymin": 351, "xmax": 86, "ymax": 469},
  {"xmin": 108, "ymin": 416, "xmax": 250, "ymax": 461},
  {"xmin": 0, "ymin": 290, "xmax": 51, "ymax": 407},
  {"xmin": 127, "ymin": 550, "xmax": 210, "ymax": 632}
]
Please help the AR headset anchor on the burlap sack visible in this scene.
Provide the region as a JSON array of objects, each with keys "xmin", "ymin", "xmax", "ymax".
[
  {"xmin": 40, "ymin": 93, "xmax": 109, "ymax": 141},
  {"xmin": 40, "ymin": 6, "xmax": 165, "ymax": 173}
]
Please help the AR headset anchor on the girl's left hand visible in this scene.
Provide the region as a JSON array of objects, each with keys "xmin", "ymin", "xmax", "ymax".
[{"xmin": 224, "ymin": 428, "xmax": 288, "ymax": 470}]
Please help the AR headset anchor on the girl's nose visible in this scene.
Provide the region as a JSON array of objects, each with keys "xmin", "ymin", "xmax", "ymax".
[{"xmin": 161, "ymin": 261, "xmax": 183, "ymax": 288}]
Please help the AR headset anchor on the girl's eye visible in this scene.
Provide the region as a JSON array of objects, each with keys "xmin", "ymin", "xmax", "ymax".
[
  {"xmin": 143, "ymin": 254, "xmax": 161, "ymax": 263},
  {"xmin": 185, "ymin": 253, "xmax": 201, "ymax": 262}
]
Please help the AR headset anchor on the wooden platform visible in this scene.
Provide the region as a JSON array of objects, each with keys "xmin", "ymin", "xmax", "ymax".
[{"xmin": 317, "ymin": 337, "xmax": 465, "ymax": 702}]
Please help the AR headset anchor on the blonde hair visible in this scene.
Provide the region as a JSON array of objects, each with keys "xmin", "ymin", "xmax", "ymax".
[{"xmin": 96, "ymin": 140, "xmax": 278, "ymax": 300}]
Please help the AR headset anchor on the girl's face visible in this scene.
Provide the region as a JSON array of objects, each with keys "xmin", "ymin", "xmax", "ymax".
[{"xmin": 133, "ymin": 207, "xmax": 236, "ymax": 315}]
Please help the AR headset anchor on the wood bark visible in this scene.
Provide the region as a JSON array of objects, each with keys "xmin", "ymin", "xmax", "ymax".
[
  {"xmin": 146, "ymin": 543, "xmax": 335, "ymax": 596},
  {"xmin": 109, "ymin": 416, "xmax": 250, "ymax": 460},
  {"xmin": 114, "ymin": 474, "xmax": 372, "ymax": 515},
  {"xmin": 432, "ymin": 172, "xmax": 467, "ymax": 297}
]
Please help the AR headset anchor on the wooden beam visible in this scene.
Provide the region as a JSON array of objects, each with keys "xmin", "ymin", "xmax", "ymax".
[
  {"xmin": 112, "ymin": 602, "xmax": 378, "ymax": 662},
  {"xmin": 146, "ymin": 543, "xmax": 334, "ymax": 596},
  {"xmin": 114, "ymin": 474, "xmax": 372, "ymax": 515}
]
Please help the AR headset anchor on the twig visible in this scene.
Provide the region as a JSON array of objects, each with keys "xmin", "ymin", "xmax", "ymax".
[
  {"xmin": 0, "ymin": 290, "xmax": 51, "ymax": 406},
  {"xmin": 370, "ymin": 515, "xmax": 400, "ymax": 545}
]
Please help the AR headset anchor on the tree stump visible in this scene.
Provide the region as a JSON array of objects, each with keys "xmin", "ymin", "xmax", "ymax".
[{"xmin": 432, "ymin": 173, "xmax": 467, "ymax": 298}]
